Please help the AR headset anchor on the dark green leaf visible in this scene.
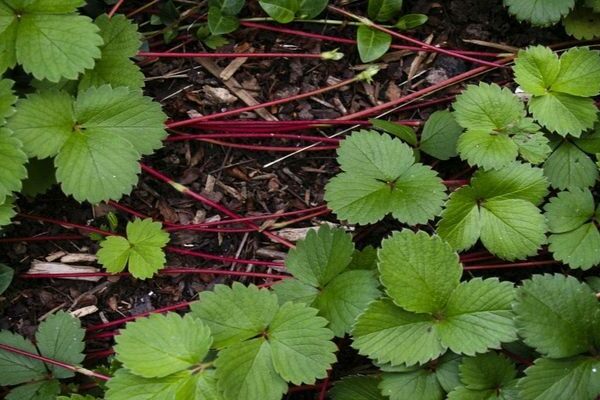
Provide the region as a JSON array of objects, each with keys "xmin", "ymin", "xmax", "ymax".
[
  {"xmin": 395, "ymin": 14, "xmax": 428, "ymax": 30},
  {"xmin": 357, "ymin": 25, "xmax": 391, "ymax": 62}
]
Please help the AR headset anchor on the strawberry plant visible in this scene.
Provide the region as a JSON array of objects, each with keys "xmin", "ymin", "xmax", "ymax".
[{"xmin": 0, "ymin": 311, "xmax": 86, "ymax": 399}]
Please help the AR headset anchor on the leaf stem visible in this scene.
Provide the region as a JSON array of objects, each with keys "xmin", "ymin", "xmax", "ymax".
[
  {"xmin": 86, "ymin": 301, "xmax": 192, "ymax": 332},
  {"xmin": 463, "ymin": 260, "xmax": 559, "ymax": 271},
  {"xmin": 21, "ymin": 268, "xmax": 288, "ymax": 280},
  {"xmin": 107, "ymin": 0, "xmax": 126, "ymax": 18},
  {"xmin": 138, "ymin": 51, "xmax": 337, "ymax": 59}
]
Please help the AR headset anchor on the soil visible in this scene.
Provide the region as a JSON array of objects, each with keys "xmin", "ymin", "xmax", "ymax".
[{"xmin": 0, "ymin": 0, "xmax": 576, "ymax": 398}]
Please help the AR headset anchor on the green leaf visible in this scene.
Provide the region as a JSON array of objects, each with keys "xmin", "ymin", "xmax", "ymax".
[
  {"xmin": 325, "ymin": 130, "xmax": 446, "ymax": 225},
  {"xmin": 0, "ymin": 19, "xmax": 17, "ymax": 73},
  {"xmin": 563, "ymin": 7, "xmax": 600, "ymax": 39},
  {"xmin": 0, "ymin": 196, "xmax": 15, "ymax": 227},
  {"xmin": 504, "ymin": 0, "xmax": 574, "ymax": 26},
  {"xmin": 348, "ymin": 246, "xmax": 378, "ymax": 270},
  {"xmin": 115, "ymin": 313, "xmax": 212, "ymax": 378},
  {"xmin": 420, "ymin": 110, "xmax": 463, "ymax": 160},
  {"xmin": 544, "ymin": 188, "xmax": 594, "ymax": 233},
  {"xmin": 543, "ymin": 139, "xmax": 599, "ymax": 189},
  {"xmin": 0, "ymin": 128, "xmax": 27, "ymax": 204},
  {"xmin": 395, "ymin": 13, "xmax": 428, "ymax": 30},
  {"xmin": 370, "ymin": 118, "xmax": 417, "ymax": 146},
  {"xmin": 271, "ymin": 278, "xmax": 319, "ymax": 305},
  {"xmin": 378, "ymin": 230, "xmax": 461, "ymax": 314},
  {"xmin": 10, "ymin": 9, "xmax": 103, "ymax": 81},
  {"xmin": 6, "ymin": 380, "xmax": 60, "ymax": 400},
  {"xmin": 513, "ymin": 46, "xmax": 561, "ymax": 96},
  {"xmin": 356, "ymin": 25, "xmax": 391, "ymax": 62},
  {"xmin": 297, "ymin": 0, "xmax": 328, "ymax": 19},
  {"xmin": 193, "ymin": 369, "xmax": 225, "ymax": 400},
  {"xmin": 208, "ymin": 7, "xmax": 239, "ymax": 35},
  {"xmin": 97, "ymin": 218, "xmax": 169, "ymax": 279},
  {"xmin": 259, "ymin": 0, "xmax": 298, "ymax": 23},
  {"xmin": 518, "ymin": 357, "xmax": 600, "ymax": 400},
  {"xmin": 0, "ymin": 78, "xmax": 16, "ymax": 124},
  {"xmin": 105, "ymin": 369, "xmax": 194, "ymax": 400},
  {"xmin": 36, "ymin": 311, "xmax": 85, "ymax": 379},
  {"xmin": 457, "ymin": 129, "xmax": 519, "ymax": 170},
  {"xmin": 0, "ymin": 331, "xmax": 46, "ymax": 385},
  {"xmin": 79, "ymin": 14, "xmax": 144, "ymax": 91},
  {"xmin": 529, "ymin": 91, "xmax": 598, "ymax": 136},
  {"xmin": 208, "ymin": 0, "xmax": 245, "ymax": 16},
  {"xmin": 380, "ymin": 369, "xmax": 444, "ymax": 400},
  {"xmin": 551, "ymin": 47, "xmax": 600, "ymax": 97},
  {"xmin": 215, "ymin": 338, "xmax": 288, "ymax": 400},
  {"xmin": 190, "ymin": 283, "xmax": 279, "ymax": 348},
  {"xmin": 0, "ymin": 263, "xmax": 13, "ymax": 295},
  {"xmin": 368, "ymin": 0, "xmax": 403, "ymax": 21},
  {"xmin": 20, "ymin": 158, "xmax": 57, "ymax": 197},
  {"xmin": 439, "ymin": 279, "xmax": 517, "ymax": 356},
  {"xmin": 459, "ymin": 353, "xmax": 516, "ymax": 390},
  {"xmin": 269, "ymin": 301, "xmax": 336, "ymax": 384},
  {"xmin": 513, "ymin": 131, "xmax": 551, "ymax": 164},
  {"xmin": 514, "ymin": 274, "xmax": 600, "ymax": 358},
  {"xmin": 330, "ymin": 376, "xmax": 385, "ymax": 400}
]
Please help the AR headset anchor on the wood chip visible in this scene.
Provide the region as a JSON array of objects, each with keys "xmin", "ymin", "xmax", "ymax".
[
  {"xmin": 275, "ymin": 222, "xmax": 352, "ymax": 242},
  {"xmin": 28, "ymin": 262, "xmax": 101, "ymax": 282},
  {"xmin": 70, "ymin": 305, "xmax": 98, "ymax": 318},
  {"xmin": 60, "ymin": 253, "xmax": 97, "ymax": 263},
  {"xmin": 220, "ymin": 57, "xmax": 248, "ymax": 80}
]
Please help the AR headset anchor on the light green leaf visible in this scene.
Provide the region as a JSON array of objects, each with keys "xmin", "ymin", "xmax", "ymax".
[
  {"xmin": 420, "ymin": 110, "xmax": 463, "ymax": 160},
  {"xmin": 0, "ymin": 197, "xmax": 16, "ymax": 227},
  {"xmin": 16, "ymin": 14, "xmax": 103, "ymax": 82},
  {"xmin": 79, "ymin": 14, "xmax": 144, "ymax": 90},
  {"xmin": 436, "ymin": 187, "xmax": 480, "ymax": 252},
  {"xmin": 368, "ymin": 0, "xmax": 403, "ymax": 21},
  {"xmin": 36, "ymin": 311, "xmax": 85, "ymax": 379},
  {"xmin": 514, "ymin": 274, "xmax": 600, "ymax": 358},
  {"xmin": 395, "ymin": 14, "xmax": 428, "ymax": 30},
  {"xmin": 529, "ymin": 91, "xmax": 598, "ymax": 136},
  {"xmin": 190, "ymin": 283, "xmax": 279, "ymax": 348},
  {"xmin": 479, "ymin": 199, "xmax": 546, "ymax": 261},
  {"xmin": 330, "ymin": 376, "xmax": 385, "ymax": 400},
  {"xmin": 504, "ymin": 0, "xmax": 574, "ymax": 26},
  {"xmin": 285, "ymin": 225, "xmax": 354, "ymax": 287},
  {"xmin": 105, "ymin": 369, "xmax": 194, "ymax": 400},
  {"xmin": 370, "ymin": 118, "xmax": 417, "ymax": 146},
  {"xmin": 352, "ymin": 299, "xmax": 444, "ymax": 366},
  {"xmin": 6, "ymin": 380, "xmax": 60, "ymax": 400},
  {"xmin": 269, "ymin": 302, "xmax": 336, "ymax": 384},
  {"xmin": 518, "ymin": 357, "xmax": 600, "ymax": 400},
  {"xmin": 563, "ymin": 7, "xmax": 600, "ymax": 40},
  {"xmin": 325, "ymin": 130, "xmax": 446, "ymax": 225},
  {"xmin": 548, "ymin": 222, "xmax": 600, "ymax": 269},
  {"xmin": 97, "ymin": 218, "xmax": 169, "ymax": 279},
  {"xmin": 114, "ymin": 313, "xmax": 212, "ymax": 378},
  {"xmin": 457, "ymin": 129, "xmax": 519, "ymax": 170},
  {"xmin": 259, "ymin": 0, "xmax": 298, "ymax": 23},
  {"xmin": 514, "ymin": 131, "xmax": 551, "ymax": 164},
  {"xmin": 272, "ymin": 278, "xmax": 319, "ymax": 305},
  {"xmin": 297, "ymin": 0, "xmax": 328, "ymax": 19},
  {"xmin": 348, "ymin": 245, "xmax": 378, "ymax": 270},
  {"xmin": 208, "ymin": 7, "xmax": 239, "ymax": 35},
  {"xmin": 0, "ymin": 263, "xmax": 13, "ymax": 295},
  {"xmin": 193, "ymin": 369, "xmax": 225, "ymax": 400},
  {"xmin": 513, "ymin": 46, "xmax": 561, "ymax": 95},
  {"xmin": 0, "ymin": 331, "xmax": 46, "ymax": 385},
  {"xmin": 0, "ymin": 128, "xmax": 27, "ymax": 204},
  {"xmin": 215, "ymin": 338, "xmax": 287, "ymax": 400},
  {"xmin": 543, "ymin": 140, "xmax": 598, "ymax": 189},
  {"xmin": 544, "ymin": 188, "xmax": 594, "ymax": 233},
  {"xmin": 440, "ymin": 279, "xmax": 517, "ymax": 356},
  {"xmin": 0, "ymin": 20, "xmax": 17, "ymax": 73},
  {"xmin": 551, "ymin": 47, "xmax": 600, "ymax": 97},
  {"xmin": 460, "ymin": 353, "xmax": 516, "ymax": 390},
  {"xmin": 357, "ymin": 25, "xmax": 391, "ymax": 62},
  {"xmin": 380, "ymin": 369, "xmax": 444, "ymax": 400},
  {"xmin": 379, "ymin": 230, "xmax": 461, "ymax": 314},
  {"xmin": 0, "ymin": 78, "xmax": 16, "ymax": 124}
]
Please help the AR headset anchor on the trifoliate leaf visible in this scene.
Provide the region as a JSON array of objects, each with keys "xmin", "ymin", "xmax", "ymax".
[
  {"xmin": 0, "ymin": 0, "xmax": 103, "ymax": 81},
  {"xmin": 6, "ymin": 379, "xmax": 60, "ymax": 400},
  {"xmin": 504, "ymin": 0, "xmax": 574, "ymax": 26},
  {"xmin": 330, "ymin": 376, "xmax": 385, "ymax": 400},
  {"xmin": 8, "ymin": 86, "xmax": 167, "ymax": 203},
  {"xmin": 439, "ymin": 278, "xmax": 517, "ymax": 356},
  {"xmin": 325, "ymin": 130, "xmax": 446, "ymax": 225},
  {"xmin": 190, "ymin": 283, "xmax": 279, "ymax": 348},
  {"xmin": 378, "ymin": 230, "xmax": 461, "ymax": 314},
  {"xmin": 272, "ymin": 279, "xmax": 320, "ymax": 305},
  {"xmin": 459, "ymin": 353, "xmax": 516, "ymax": 390},
  {"xmin": 269, "ymin": 302, "xmax": 336, "ymax": 384},
  {"xmin": 0, "ymin": 78, "xmax": 16, "ymax": 124},
  {"xmin": 285, "ymin": 225, "xmax": 354, "ymax": 287},
  {"xmin": 544, "ymin": 139, "xmax": 599, "ymax": 189},
  {"xmin": 419, "ymin": 110, "xmax": 463, "ymax": 160},
  {"xmin": 97, "ymin": 218, "xmax": 169, "ymax": 279},
  {"xmin": 0, "ymin": 196, "xmax": 15, "ymax": 227},
  {"xmin": 215, "ymin": 338, "xmax": 288, "ymax": 400},
  {"xmin": 545, "ymin": 189, "xmax": 600, "ymax": 269},
  {"xmin": 563, "ymin": 8, "xmax": 600, "ymax": 39},
  {"xmin": 105, "ymin": 369, "xmax": 194, "ymax": 400},
  {"xmin": 0, "ymin": 128, "xmax": 27, "ymax": 204},
  {"xmin": 514, "ymin": 274, "xmax": 600, "ymax": 358},
  {"xmin": 380, "ymin": 369, "xmax": 443, "ymax": 400},
  {"xmin": 79, "ymin": 14, "xmax": 144, "ymax": 91},
  {"xmin": 518, "ymin": 357, "xmax": 600, "ymax": 400},
  {"xmin": 438, "ymin": 163, "xmax": 548, "ymax": 260},
  {"xmin": 36, "ymin": 311, "xmax": 85, "ymax": 379},
  {"xmin": 0, "ymin": 331, "xmax": 46, "ymax": 385},
  {"xmin": 357, "ymin": 25, "xmax": 391, "ymax": 62},
  {"xmin": 114, "ymin": 313, "xmax": 212, "ymax": 378},
  {"xmin": 457, "ymin": 129, "xmax": 519, "ymax": 170},
  {"xmin": 514, "ymin": 46, "xmax": 600, "ymax": 136}
]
